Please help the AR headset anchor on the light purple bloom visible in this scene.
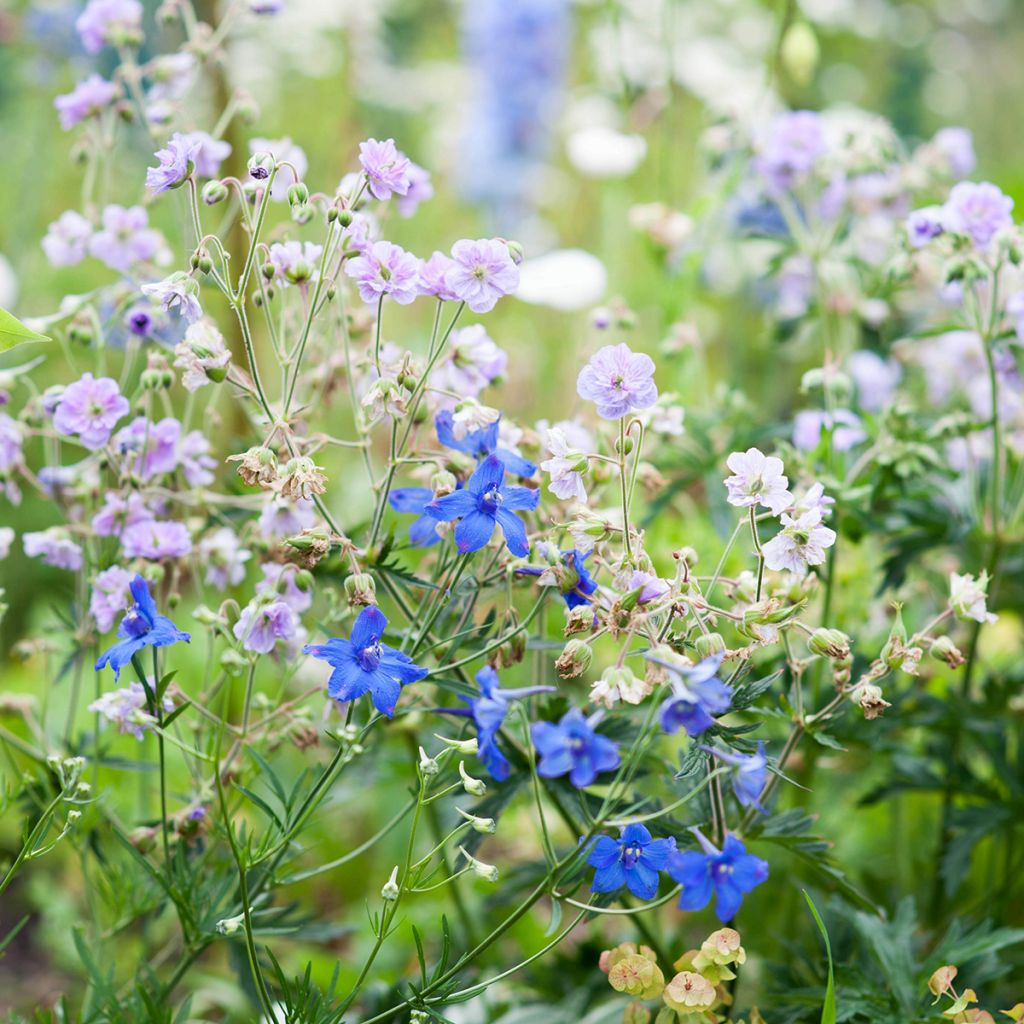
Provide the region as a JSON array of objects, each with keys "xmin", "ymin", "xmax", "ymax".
[
  {"xmin": 199, "ymin": 527, "xmax": 252, "ymax": 589},
  {"xmin": 42, "ymin": 210, "xmax": 93, "ymax": 267},
  {"xmin": 793, "ymin": 409, "xmax": 866, "ymax": 452},
  {"xmin": 417, "ymin": 251, "xmax": 458, "ymax": 299},
  {"xmin": 339, "ymin": 212, "xmax": 376, "ymax": 255},
  {"xmin": 627, "ymin": 571, "xmax": 670, "ymax": 603},
  {"xmin": 146, "ymin": 133, "xmax": 200, "ymax": 194},
  {"xmin": 358, "ymin": 138, "xmax": 412, "ymax": 201},
  {"xmin": 576, "ymin": 343, "xmax": 658, "ymax": 420},
  {"xmin": 92, "ymin": 491, "xmax": 154, "ymax": 537},
  {"xmin": 724, "ymin": 448, "xmax": 792, "ymax": 516},
  {"xmin": 90, "ymin": 682, "xmax": 173, "ymax": 741},
  {"xmin": 933, "ymin": 127, "xmax": 975, "ymax": 178},
  {"xmin": 762, "ymin": 509, "xmax": 837, "ymax": 575},
  {"xmin": 177, "ymin": 131, "xmax": 231, "ymax": 178},
  {"xmin": 0, "ymin": 413, "xmax": 23, "ymax": 472},
  {"xmin": 397, "ymin": 162, "xmax": 433, "ymax": 217},
  {"xmin": 179, "ymin": 430, "xmax": 216, "ymax": 486},
  {"xmin": 23, "ymin": 529, "xmax": 84, "ymax": 570},
  {"xmin": 269, "ymin": 241, "xmax": 322, "ymax": 286},
  {"xmin": 344, "ymin": 241, "xmax": 421, "ymax": 305},
  {"xmin": 90, "ymin": 566, "xmax": 135, "ymax": 632},
  {"xmin": 234, "ymin": 598, "xmax": 302, "ymax": 654},
  {"xmin": 906, "ymin": 206, "xmax": 945, "ymax": 248},
  {"xmin": 114, "ymin": 416, "xmax": 181, "ymax": 480},
  {"xmin": 89, "ymin": 205, "xmax": 163, "ymax": 272},
  {"xmin": 755, "ymin": 110, "xmax": 827, "ymax": 194},
  {"xmin": 121, "ymin": 519, "xmax": 192, "ymax": 560},
  {"xmin": 943, "ymin": 181, "xmax": 1014, "ymax": 250},
  {"xmin": 431, "ymin": 325, "xmax": 507, "ymax": 396},
  {"xmin": 259, "ymin": 497, "xmax": 316, "ymax": 539},
  {"xmin": 141, "ymin": 273, "xmax": 202, "ymax": 323},
  {"xmin": 445, "ymin": 238, "xmax": 520, "ymax": 313},
  {"xmin": 250, "ymin": 0, "xmax": 284, "ymax": 12},
  {"xmin": 75, "ymin": 0, "xmax": 142, "ymax": 53},
  {"xmin": 849, "ymin": 351, "xmax": 901, "ymax": 412},
  {"xmin": 256, "ymin": 562, "xmax": 313, "ymax": 612},
  {"xmin": 54, "ymin": 74, "xmax": 117, "ymax": 130},
  {"xmin": 53, "ymin": 373, "xmax": 130, "ymax": 449}
]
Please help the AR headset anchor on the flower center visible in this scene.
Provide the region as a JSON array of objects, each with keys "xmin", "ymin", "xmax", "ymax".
[
  {"xmin": 122, "ymin": 608, "xmax": 150, "ymax": 639},
  {"xmin": 358, "ymin": 642, "xmax": 383, "ymax": 672},
  {"xmin": 622, "ymin": 844, "xmax": 643, "ymax": 868},
  {"xmin": 472, "ymin": 264, "xmax": 487, "ymax": 281},
  {"xmin": 611, "ymin": 373, "xmax": 624, "ymax": 391},
  {"xmin": 479, "ymin": 486, "xmax": 503, "ymax": 513}
]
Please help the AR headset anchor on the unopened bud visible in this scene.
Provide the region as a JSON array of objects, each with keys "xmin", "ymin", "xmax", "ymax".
[
  {"xmin": 202, "ymin": 179, "xmax": 229, "ymax": 205},
  {"xmin": 458, "ymin": 846, "xmax": 499, "ymax": 882},
  {"xmin": 694, "ymin": 632, "xmax": 727, "ymax": 660},
  {"xmin": 344, "ymin": 572, "xmax": 377, "ymax": 608},
  {"xmin": 457, "ymin": 807, "xmax": 496, "ymax": 834},
  {"xmin": 435, "ymin": 734, "xmax": 478, "ymax": 755},
  {"xmin": 555, "ymin": 639, "xmax": 592, "ymax": 679},
  {"xmin": 458, "ymin": 760, "xmax": 486, "ymax": 796},
  {"xmin": 418, "ymin": 746, "xmax": 440, "ymax": 776},
  {"xmin": 287, "ymin": 182, "xmax": 309, "ymax": 207},
  {"xmin": 930, "ymin": 635, "xmax": 965, "ymax": 669},
  {"xmin": 248, "ymin": 151, "xmax": 274, "ymax": 180},
  {"xmin": 808, "ymin": 627, "xmax": 850, "ymax": 660},
  {"xmin": 381, "ymin": 865, "xmax": 400, "ymax": 901}
]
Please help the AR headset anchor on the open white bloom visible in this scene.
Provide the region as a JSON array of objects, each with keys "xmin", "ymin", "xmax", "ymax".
[
  {"xmin": 566, "ymin": 126, "xmax": 647, "ymax": 178},
  {"xmin": 949, "ymin": 571, "xmax": 996, "ymax": 624},
  {"xmin": 762, "ymin": 509, "xmax": 837, "ymax": 575},
  {"xmin": 540, "ymin": 427, "xmax": 588, "ymax": 503},
  {"xmin": 724, "ymin": 447, "xmax": 792, "ymax": 516},
  {"xmin": 450, "ymin": 399, "xmax": 500, "ymax": 440},
  {"xmin": 174, "ymin": 319, "xmax": 230, "ymax": 391},
  {"xmin": 515, "ymin": 249, "xmax": 607, "ymax": 312}
]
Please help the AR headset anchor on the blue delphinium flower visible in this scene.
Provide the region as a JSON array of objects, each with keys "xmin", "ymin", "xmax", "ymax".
[
  {"xmin": 303, "ymin": 606, "xmax": 427, "ymax": 718},
  {"xmin": 95, "ymin": 574, "xmax": 191, "ymax": 679},
  {"xmin": 388, "ymin": 486, "xmax": 442, "ymax": 547},
  {"xmin": 702, "ymin": 742, "xmax": 768, "ymax": 813},
  {"xmin": 516, "ymin": 545, "xmax": 598, "ymax": 610},
  {"xmin": 437, "ymin": 666, "xmax": 553, "ymax": 780},
  {"xmin": 425, "ymin": 454, "xmax": 538, "ymax": 557},
  {"xmin": 531, "ymin": 708, "xmax": 620, "ymax": 787},
  {"xmin": 667, "ymin": 830, "xmax": 769, "ymax": 922},
  {"xmin": 435, "ymin": 410, "xmax": 535, "ymax": 478},
  {"xmin": 586, "ymin": 824, "xmax": 675, "ymax": 901},
  {"xmin": 654, "ymin": 653, "xmax": 732, "ymax": 737}
]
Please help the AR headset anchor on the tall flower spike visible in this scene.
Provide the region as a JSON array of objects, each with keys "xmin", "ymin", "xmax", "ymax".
[
  {"xmin": 95, "ymin": 575, "xmax": 191, "ymax": 680},
  {"xmin": 303, "ymin": 606, "xmax": 427, "ymax": 718}
]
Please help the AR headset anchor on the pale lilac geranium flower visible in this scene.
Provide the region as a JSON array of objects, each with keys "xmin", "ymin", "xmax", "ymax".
[
  {"xmin": 762, "ymin": 509, "xmax": 836, "ymax": 575},
  {"xmin": 540, "ymin": 427, "xmax": 588, "ymax": 503},
  {"xmin": 250, "ymin": 0, "xmax": 284, "ymax": 13},
  {"xmin": 397, "ymin": 162, "xmax": 433, "ymax": 217},
  {"xmin": 628, "ymin": 571, "xmax": 670, "ymax": 603},
  {"xmin": 258, "ymin": 497, "xmax": 316, "ymax": 539},
  {"xmin": 142, "ymin": 273, "xmax": 202, "ymax": 322},
  {"xmin": 23, "ymin": 529, "xmax": 84, "ymax": 570},
  {"xmin": 344, "ymin": 241, "xmax": 420, "ymax": 305},
  {"xmin": 791, "ymin": 482, "xmax": 834, "ymax": 519},
  {"xmin": 90, "ymin": 682, "xmax": 173, "ymax": 741},
  {"xmin": 358, "ymin": 138, "xmax": 412, "ymax": 200},
  {"xmin": 576, "ymin": 343, "xmax": 658, "ymax": 420},
  {"xmin": 179, "ymin": 430, "xmax": 216, "ymax": 486},
  {"xmin": 755, "ymin": 110, "xmax": 827, "ymax": 194},
  {"xmin": 55, "ymin": 74, "xmax": 117, "ymax": 130},
  {"xmin": 949, "ymin": 571, "xmax": 996, "ymax": 624},
  {"xmin": 234, "ymin": 598, "xmax": 303, "ymax": 655},
  {"xmin": 906, "ymin": 206, "xmax": 946, "ymax": 248},
  {"xmin": 42, "ymin": 211, "xmax": 93, "ymax": 266},
  {"xmin": 417, "ymin": 252, "xmax": 458, "ymax": 299},
  {"xmin": 431, "ymin": 325, "xmax": 507, "ymax": 396},
  {"xmin": 0, "ymin": 413, "xmax": 24, "ymax": 472},
  {"xmin": 793, "ymin": 409, "xmax": 866, "ymax": 452},
  {"xmin": 90, "ymin": 566, "xmax": 135, "ymax": 632},
  {"xmin": 146, "ymin": 133, "xmax": 200, "ymax": 194},
  {"xmin": 199, "ymin": 528, "xmax": 252, "ymax": 590},
  {"xmin": 92, "ymin": 492, "xmax": 154, "ymax": 537},
  {"xmin": 174, "ymin": 320, "xmax": 231, "ymax": 391},
  {"xmin": 943, "ymin": 181, "xmax": 1014, "ymax": 249},
  {"xmin": 849, "ymin": 351, "xmax": 901, "ymax": 412},
  {"xmin": 0, "ymin": 527, "xmax": 14, "ymax": 560},
  {"xmin": 269, "ymin": 241, "xmax": 322, "ymax": 287},
  {"xmin": 76, "ymin": 0, "xmax": 142, "ymax": 53},
  {"xmin": 89, "ymin": 205, "xmax": 163, "ymax": 272},
  {"xmin": 177, "ymin": 131, "xmax": 231, "ymax": 178},
  {"xmin": 53, "ymin": 373, "xmax": 130, "ymax": 449},
  {"xmin": 446, "ymin": 238, "xmax": 520, "ymax": 313},
  {"xmin": 724, "ymin": 448, "xmax": 792, "ymax": 516},
  {"xmin": 121, "ymin": 519, "xmax": 192, "ymax": 560},
  {"xmin": 114, "ymin": 417, "xmax": 181, "ymax": 480}
]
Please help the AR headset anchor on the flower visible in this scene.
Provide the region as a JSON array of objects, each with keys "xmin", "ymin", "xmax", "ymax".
[
  {"xmin": 95, "ymin": 575, "xmax": 191, "ymax": 679},
  {"xmin": 177, "ymin": 130, "xmax": 231, "ymax": 178},
  {"xmin": 435, "ymin": 410, "xmax": 534, "ymax": 477},
  {"xmin": 0, "ymin": 413, "xmax": 23, "ymax": 472},
  {"xmin": 431, "ymin": 325, "xmax": 508, "ymax": 396},
  {"xmin": 42, "ymin": 210, "xmax": 93, "ymax": 266},
  {"xmin": 626, "ymin": 571, "xmax": 670, "ymax": 604},
  {"xmin": 303, "ymin": 606, "xmax": 428, "ymax": 718},
  {"xmin": 655, "ymin": 654, "xmax": 732, "ymax": 737},
  {"xmin": 397, "ymin": 162, "xmax": 433, "ymax": 217},
  {"xmin": 425, "ymin": 454, "xmax": 539, "ymax": 557},
  {"xmin": 950, "ymin": 571, "xmax": 996, "ymax": 624},
  {"xmin": 248, "ymin": 137, "xmax": 308, "ymax": 201},
  {"xmin": 792, "ymin": 409, "xmax": 866, "ymax": 452},
  {"xmin": 667, "ymin": 831, "xmax": 769, "ymax": 922},
  {"xmin": 113, "ymin": 416, "xmax": 181, "ymax": 479},
  {"xmin": 933, "ymin": 127, "xmax": 976, "ymax": 177},
  {"xmin": 91, "ymin": 492, "xmax": 153, "ymax": 537},
  {"xmin": 55, "ymin": 74, "xmax": 117, "ymax": 130},
  {"xmin": 268, "ymin": 240, "xmax": 323, "ymax": 287},
  {"xmin": 146, "ymin": 133, "xmax": 200, "ymax": 194},
  {"xmin": 120, "ymin": 520, "xmax": 192, "ymax": 560},
  {"xmin": 531, "ymin": 708, "xmax": 620, "ymax": 787},
  {"xmin": 234, "ymin": 598, "xmax": 302, "ymax": 655},
  {"xmin": 89, "ymin": 204, "xmax": 163, "ymax": 272},
  {"xmin": 943, "ymin": 181, "xmax": 1014, "ymax": 249},
  {"xmin": 199, "ymin": 528, "xmax": 252, "ymax": 590},
  {"xmin": 516, "ymin": 546, "xmax": 597, "ymax": 610},
  {"xmin": 142, "ymin": 273, "xmax": 202, "ymax": 323},
  {"xmin": 445, "ymin": 239, "xmax": 520, "ymax": 314},
  {"xmin": 23, "ymin": 529, "xmax": 84, "ymax": 571},
  {"xmin": 344, "ymin": 241, "xmax": 421, "ymax": 305},
  {"xmin": 89, "ymin": 682, "xmax": 173, "ymax": 741},
  {"xmin": 358, "ymin": 138, "xmax": 412, "ymax": 201},
  {"xmin": 388, "ymin": 487, "xmax": 443, "ymax": 547},
  {"xmin": 52, "ymin": 373, "xmax": 130, "ymax": 449},
  {"xmin": 754, "ymin": 110, "xmax": 826, "ymax": 194},
  {"xmin": 90, "ymin": 566, "xmax": 135, "ymax": 632},
  {"xmin": 540, "ymin": 428, "xmax": 588, "ymax": 502},
  {"xmin": 702, "ymin": 743, "xmax": 768, "ymax": 813},
  {"xmin": 762, "ymin": 508, "xmax": 837, "ymax": 575},
  {"xmin": 586, "ymin": 824, "xmax": 675, "ymax": 901},
  {"xmin": 566, "ymin": 126, "xmax": 647, "ymax": 179},
  {"xmin": 724, "ymin": 448, "xmax": 792, "ymax": 515},
  {"xmin": 906, "ymin": 206, "xmax": 946, "ymax": 248},
  {"xmin": 438, "ymin": 666, "xmax": 553, "ymax": 780},
  {"xmin": 256, "ymin": 562, "xmax": 313, "ymax": 613},
  {"xmin": 174, "ymin": 320, "xmax": 231, "ymax": 391},
  {"xmin": 576, "ymin": 343, "xmax": 658, "ymax": 420},
  {"xmin": 849, "ymin": 351, "xmax": 901, "ymax": 412},
  {"xmin": 259, "ymin": 496, "xmax": 316, "ymax": 539},
  {"xmin": 417, "ymin": 252, "xmax": 458, "ymax": 299},
  {"xmin": 76, "ymin": 0, "xmax": 142, "ymax": 53}
]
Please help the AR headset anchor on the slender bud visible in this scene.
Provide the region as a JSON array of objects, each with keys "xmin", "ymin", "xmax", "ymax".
[
  {"xmin": 418, "ymin": 746, "xmax": 440, "ymax": 777},
  {"xmin": 457, "ymin": 807, "xmax": 496, "ymax": 834},
  {"xmin": 381, "ymin": 865, "xmax": 400, "ymax": 901},
  {"xmin": 458, "ymin": 846, "xmax": 499, "ymax": 882},
  {"xmin": 458, "ymin": 760, "xmax": 486, "ymax": 796}
]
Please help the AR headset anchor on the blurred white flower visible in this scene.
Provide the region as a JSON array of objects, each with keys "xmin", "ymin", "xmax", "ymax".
[
  {"xmin": 516, "ymin": 249, "xmax": 607, "ymax": 311},
  {"xmin": 566, "ymin": 126, "xmax": 646, "ymax": 178}
]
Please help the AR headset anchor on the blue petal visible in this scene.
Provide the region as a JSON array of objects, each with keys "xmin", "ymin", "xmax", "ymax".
[
  {"xmin": 467, "ymin": 454, "xmax": 505, "ymax": 495},
  {"xmin": 478, "ymin": 736, "xmax": 511, "ymax": 780},
  {"xmin": 350, "ymin": 606, "xmax": 387, "ymax": 650},
  {"xmin": 627, "ymin": 861, "xmax": 661, "ymax": 901},
  {"xmin": 303, "ymin": 637, "xmax": 354, "ymax": 668},
  {"xmin": 501, "ymin": 485, "xmax": 540, "ymax": 511},
  {"xmin": 730, "ymin": 852, "xmax": 770, "ymax": 893},
  {"xmin": 454, "ymin": 511, "xmax": 495, "ymax": 553},
  {"xmin": 129, "ymin": 575, "xmax": 158, "ymax": 627},
  {"xmin": 495, "ymin": 508, "xmax": 529, "ymax": 557},
  {"xmin": 495, "ymin": 448, "xmax": 537, "ymax": 478},
  {"xmin": 641, "ymin": 837, "xmax": 676, "ymax": 871},
  {"xmin": 620, "ymin": 823, "xmax": 653, "ymax": 847},
  {"xmin": 586, "ymin": 835, "xmax": 621, "ymax": 869},
  {"xmin": 426, "ymin": 488, "xmax": 477, "ymax": 522},
  {"xmin": 379, "ymin": 648, "xmax": 429, "ymax": 684},
  {"xmin": 713, "ymin": 877, "xmax": 745, "ymax": 922},
  {"xmin": 326, "ymin": 663, "xmax": 371, "ymax": 703},
  {"xmin": 389, "ymin": 486, "xmax": 433, "ymax": 513},
  {"xmin": 667, "ymin": 850, "xmax": 711, "ymax": 889},
  {"xmin": 367, "ymin": 672, "xmax": 402, "ymax": 717},
  {"xmin": 591, "ymin": 860, "xmax": 627, "ymax": 894},
  {"xmin": 95, "ymin": 636, "xmax": 146, "ymax": 679},
  {"xmin": 408, "ymin": 515, "xmax": 441, "ymax": 547}
]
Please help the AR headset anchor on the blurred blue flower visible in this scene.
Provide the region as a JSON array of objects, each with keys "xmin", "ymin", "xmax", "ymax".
[
  {"xmin": 303, "ymin": 606, "xmax": 427, "ymax": 718},
  {"xmin": 531, "ymin": 708, "xmax": 620, "ymax": 787},
  {"xmin": 667, "ymin": 830, "xmax": 769, "ymax": 922},
  {"xmin": 95, "ymin": 574, "xmax": 190, "ymax": 680},
  {"xmin": 655, "ymin": 653, "xmax": 732, "ymax": 737},
  {"xmin": 388, "ymin": 486, "xmax": 443, "ymax": 547},
  {"xmin": 516, "ymin": 546, "xmax": 597, "ymax": 610},
  {"xmin": 586, "ymin": 824, "xmax": 675, "ymax": 901},
  {"xmin": 702, "ymin": 742, "xmax": 768, "ymax": 813}
]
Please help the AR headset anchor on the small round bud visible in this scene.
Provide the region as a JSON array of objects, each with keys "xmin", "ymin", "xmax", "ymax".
[
  {"xmin": 555, "ymin": 639, "xmax": 592, "ymax": 679},
  {"xmin": 694, "ymin": 632, "xmax": 727, "ymax": 660},
  {"xmin": 202, "ymin": 179, "xmax": 229, "ymax": 206},
  {"xmin": 418, "ymin": 746, "xmax": 440, "ymax": 777},
  {"xmin": 338, "ymin": 209, "xmax": 353, "ymax": 227},
  {"xmin": 808, "ymin": 627, "xmax": 851, "ymax": 660},
  {"xmin": 327, "ymin": 205, "xmax": 339, "ymax": 223},
  {"xmin": 287, "ymin": 182, "xmax": 309, "ymax": 207},
  {"xmin": 247, "ymin": 151, "xmax": 274, "ymax": 180},
  {"xmin": 261, "ymin": 261, "xmax": 276, "ymax": 280},
  {"xmin": 503, "ymin": 239, "xmax": 524, "ymax": 264},
  {"xmin": 381, "ymin": 866, "xmax": 400, "ymax": 901},
  {"xmin": 344, "ymin": 572, "xmax": 377, "ymax": 608},
  {"xmin": 197, "ymin": 255, "xmax": 214, "ymax": 275}
]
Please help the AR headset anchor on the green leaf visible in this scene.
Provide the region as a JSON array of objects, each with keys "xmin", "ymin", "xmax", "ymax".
[
  {"xmin": 803, "ymin": 890, "xmax": 837, "ymax": 1024},
  {"xmin": 0, "ymin": 307, "xmax": 49, "ymax": 351}
]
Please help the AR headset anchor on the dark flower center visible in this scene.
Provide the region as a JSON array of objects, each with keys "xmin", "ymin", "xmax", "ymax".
[
  {"xmin": 358, "ymin": 642, "xmax": 383, "ymax": 672},
  {"xmin": 621, "ymin": 844, "xmax": 644, "ymax": 868},
  {"xmin": 479, "ymin": 486, "xmax": 503, "ymax": 513},
  {"xmin": 122, "ymin": 608, "xmax": 150, "ymax": 639}
]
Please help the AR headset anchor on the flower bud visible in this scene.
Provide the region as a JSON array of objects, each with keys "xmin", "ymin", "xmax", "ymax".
[
  {"xmin": 458, "ymin": 846, "xmax": 499, "ymax": 882},
  {"xmin": 555, "ymin": 639, "xmax": 592, "ymax": 679},
  {"xmin": 220, "ymin": 648, "xmax": 249, "ymax": 676},
  {"xmin": 457, "ymin": 807, "xmax": 496, "ymax": 833},
  {"xmin": 216, "ymin": 913, "xmax": 245, "ymax": 936},
  {"xmin": 381, "ymin": 865, "xmax": 400, "ymax": 901},
  {"xmin": 564, "ymin": 603, "xmax": 596, "ymax": 636},
  {"xmin": 248, "ymin": 151, "xmax": 274, "ymax": 180},
  {"xmin": 694, "ymin": 632, "xmax": 726, "ymax": 660},
  {"xmin": 808, "ymin": 627, "xmax": 850, "ymax": 660},
  {"xmin": 287, "ymin": 182, "xmax": 309, "ymax": 207},
  {"xmin": 435, "ymin": 734, "xmax": 478, "ymax": 755},
  {"xmin": 458, "ymin": 760, "xmax": 486, "ymax": 796},
  {"xmin": 345, "ymin": 572, "xmax": 377, "ymax": 608},
  {"xmin": 931, "ymin": 635, "xmax": 965, "ymax": 669},
  {"xmin": 418, "ymin": 746, "xmax": 440, "ymax": 776},
  {"xmin": 202, "ymin": 179, "xmax": 229, "ymax": 205}
]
